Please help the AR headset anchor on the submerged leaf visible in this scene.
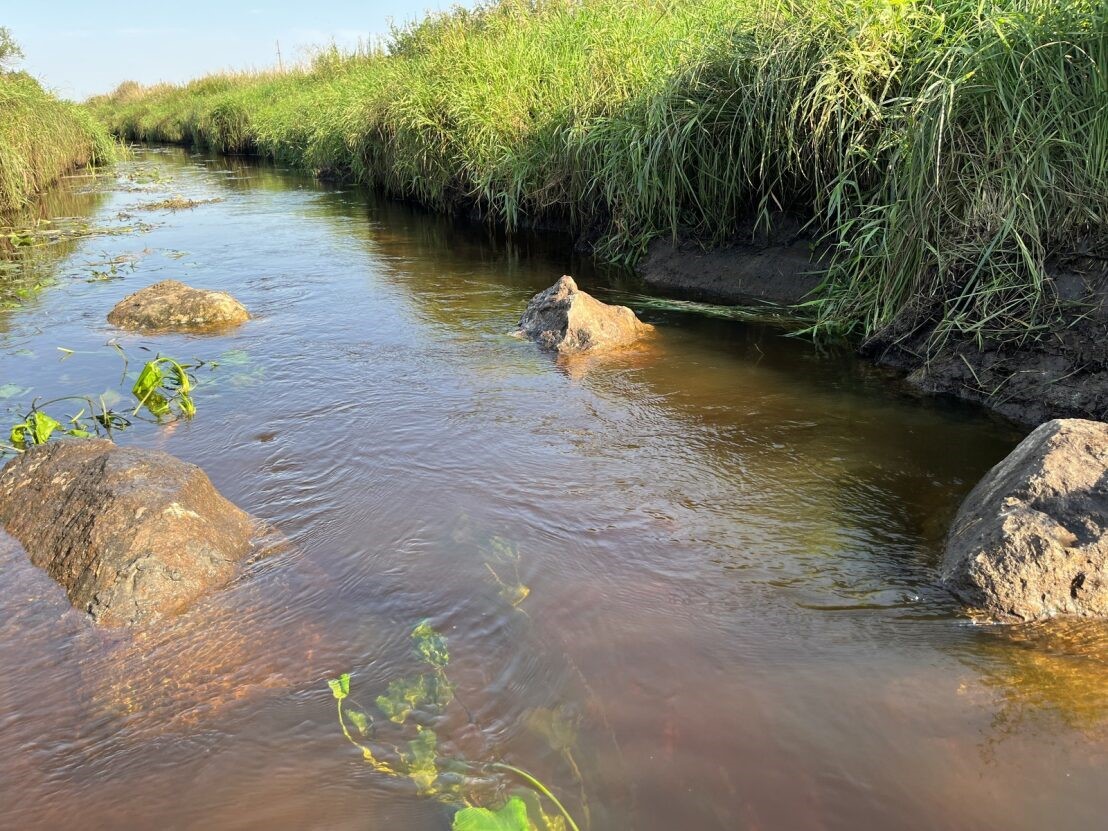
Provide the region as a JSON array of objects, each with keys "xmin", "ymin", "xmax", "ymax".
[
  {"xmin": 486, "ymin": 536, "xmax": 521, "ymax": 564},
  {"xmin": 403, "ymin": 727, "xmax": 439, "ymax": 793},
  {"xmin": 526, "ymin": 705, "xmax": 579, "ymax": 753},
  {"xmin": 412, "ymin": 621, "xmax": 449, "ymax": 668},
  {"xmin": 500, "ymin": 582, "xmax": 530, "ymax": 607},
  {"xmin": 376, "ymin": 674, "xmax": 429, "ymax": 724},
  {"xmin": 452, "ymin": 796, "xmax": 532, "ymax": 831},
  {"xmin": 0, "ymin": 383, "xmax": 28, "ymax": 400},
  {"xmin": 347, "ymin": 707, "xmax": 370, "ymax": 736}
]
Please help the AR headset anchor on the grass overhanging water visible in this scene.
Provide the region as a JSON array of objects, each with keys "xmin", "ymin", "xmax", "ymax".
[
  {"xmin": 88, "ymin": 0, "xmax": 1107, "ymax": 350},
  {"xmin": 0, "ymin": 28, "xmax": 117, "ymax": 213}
]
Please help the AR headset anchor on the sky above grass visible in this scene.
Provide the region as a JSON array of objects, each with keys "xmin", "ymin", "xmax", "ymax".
[{"xmin": 5, "ymin": 0, "xmax": 466, "ymax": 100}]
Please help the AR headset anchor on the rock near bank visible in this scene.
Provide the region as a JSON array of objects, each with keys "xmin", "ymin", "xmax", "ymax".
[
  {"xmin": 518, "ymin": 275, "xmax": 652, "ymax": 354},
  {"xmin": 941, "ymin": 418, "xmax": 1108, "ymax": 622},
  {"xmin": 0, "ymin": 439, "xmax": 264, "ymax": 626}
]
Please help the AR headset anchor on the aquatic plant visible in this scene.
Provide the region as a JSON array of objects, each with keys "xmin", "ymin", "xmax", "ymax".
[
  {"xmin": 328, "ymin": 621, "xmax": 582, "ymax": 831},
  {"xmin": 133, "ymin": 196, "xmax": 223, "ymax": 212},
  {"xmin": 484, "ymin": 536, "xmax": 531, "ymax": 608},
  {"xmin": 130, "ymin": 356, "xmax": 197, "ymax": 419},
  {"xmin": 2, "ymin": 349, "xmax": 204, "ymax": 453}
]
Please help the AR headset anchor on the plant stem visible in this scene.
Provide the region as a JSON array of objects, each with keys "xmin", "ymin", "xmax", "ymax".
[{"xmin": 491, "ymin": 762, "xmax": 582, "ymax": 831}]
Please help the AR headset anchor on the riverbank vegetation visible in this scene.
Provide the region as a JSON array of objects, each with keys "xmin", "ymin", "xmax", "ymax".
[
  {"xmin": 0, "ymin": 28, "xmax": 116, "ymax": 214},
  {"xmin": 90, "ymin": 0, "xmax": 1107, "ymax": 346}
]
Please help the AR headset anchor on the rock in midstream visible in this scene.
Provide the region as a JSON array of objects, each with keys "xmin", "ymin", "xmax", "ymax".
[
  {"xmin": 0, "ymin": 439, "xmax": 267, "ymax": 626},
  {"xmin": 517, "ymin": 275, "xmax": 653, "ymax": 354},
  {"xmin": 941, "ymin": 418, "xmax": 1108, "ymax": 621},
  {"xmin": 107, "ymin": 279, "xmax": 249, "ymax": 332}
]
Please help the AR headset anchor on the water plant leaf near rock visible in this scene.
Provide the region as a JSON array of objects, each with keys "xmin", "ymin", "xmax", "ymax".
[
  {"xmin": 107, "ymin": 279, "xmax": 249, "ymax": 333},
  {"xmin": 517, "ymin": 276, "xmax": 652, "ymax": 354},
  {"xmin": 0, "ymin": 439, "xmax": 266, "ymax": 625},
  {"xmin": 942, "ymin": 419, "xmax": 1108, "ymax": 622}
]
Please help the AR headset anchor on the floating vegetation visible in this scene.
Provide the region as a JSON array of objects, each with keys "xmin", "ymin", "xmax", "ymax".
[
  {"xmin": 133, "ymin": 196, "xmax": 223, "ymax": 212},
  {"xmin": 2, "ymin": 347, "xmax": 207, "ymax": 454},
  {"xmin": 328, "ymin": 622, "xmax": 582, "ymax": 831},
  {"xmin": 0, "ymin": 215, "xmax": 154, "ymax": 254},
  {"xmin": 86, "ymin": 253, "xmax": 137, "ymax": 282}
]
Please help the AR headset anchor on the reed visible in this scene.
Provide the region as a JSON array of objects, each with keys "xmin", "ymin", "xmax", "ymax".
[{"xmin": 90, "ymin": 0, "xmax": 1108, "ymax": 343}]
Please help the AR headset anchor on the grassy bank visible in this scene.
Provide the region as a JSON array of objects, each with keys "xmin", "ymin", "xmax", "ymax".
[
  {"xmin": 91, "ymin": 0, "xmax": 1107, "ymax": 345},
  {"xmin": 0, "ymin": 71, "xmax": 116, "ymax": 214}
]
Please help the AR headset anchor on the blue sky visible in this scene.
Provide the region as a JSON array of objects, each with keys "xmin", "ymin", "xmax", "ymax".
[{"xmin": 4, "ymin": 1, "xmax": 465, "ymax": 100}]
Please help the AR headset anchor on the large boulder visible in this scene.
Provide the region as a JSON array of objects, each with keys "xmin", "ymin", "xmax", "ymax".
[
  {"xmin": 108, "ymin": 279, "xmax": 249, "ymax": 332},
  {"xmin": 0, "ymin": 439, "xmax": 264, "ymax": 626},
  {"xmin": 941, "ymin": 418, "xmax": 1108, "ymax": 621},
  {"xmin": 518, "ymin": 275, "xmax": 652, "ymax": 354}
]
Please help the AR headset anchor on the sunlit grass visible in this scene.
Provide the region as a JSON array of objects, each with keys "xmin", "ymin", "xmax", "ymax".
[
  {"xmin": 90, "ymin": 0, "xmax": 1108, "ymax": 345},
  {"xmin": 0, "ymin": 72, "xmax": 117, "ymax": 213}
]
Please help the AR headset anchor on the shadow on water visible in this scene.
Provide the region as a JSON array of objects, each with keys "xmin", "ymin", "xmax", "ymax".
[{"xmin": 1, "ymin": 145, "xmax": 1106, "ymax": 831}]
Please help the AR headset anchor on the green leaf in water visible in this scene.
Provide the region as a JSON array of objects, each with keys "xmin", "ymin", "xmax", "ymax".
[
  {"xmin": 452, "ymin": 796, "xmax": 532, "ymax": 831},
  {"xmin": 217, "ymin": 348, "xmax": 251, "ymax": 367},
  {"xmin": 403, "ymin": 727, "xmax": 439, "ymax": 794},
  {"xmin": 487, "ymin": 536, "xmax": 520, "ymax": 564},
  {"xmin": 131, "ymin": 357, "xmax": 197, "ymax": 420},
  {"xmin": 10, "ymin": 411, "xmax": 62, "ymax": 448},
  {"xmin": 526, "ymin": 705, "xmax": 579, "ymax": 753},
  {"xmin": 347, "ymin": 706, "xmax": 370, "ymax": 736},
  {"xmin": 412, "ymin": 621, "xmax": 449, "ymax": 669},
  {"xmin": 376, "ymin": 674, "xmax": 428, "ymax": 724},
  {"xmin": 328, "ymin": 673, "xmax": 350, "ymax": 701},
  {"xmin": 0, "ymin": 383, "xmax": 28, "ymax": 400},
  {"xmin": 427, "ymin": 671, "xmax": 455, "ymax": 709}
]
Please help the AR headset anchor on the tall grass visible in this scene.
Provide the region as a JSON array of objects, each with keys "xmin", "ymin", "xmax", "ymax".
[
  {"xmin": 0, "ymin": 72, "xmax": 117, "ymax": 213},
  {"xmin": 91, "ymin": 0, "xmax": 1108, "ymax": 344}
]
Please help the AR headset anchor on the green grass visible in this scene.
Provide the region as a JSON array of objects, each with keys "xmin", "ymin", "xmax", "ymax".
[
  {"xmin": 90, "ymin": 0, "xmax": 1108, "ymax": 345},
  {"xmin": 0, "ymin": 71, "xmax": 117, "ymax": 213}
]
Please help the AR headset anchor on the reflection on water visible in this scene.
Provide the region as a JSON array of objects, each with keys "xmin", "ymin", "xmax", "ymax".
[
  {"xmin": 957, "ymin": 620, "xmax": 1108, "ymax": 743},
  {"xmin": 0, "ymin": 146, "xmax": 1105, "ymax": 830}
]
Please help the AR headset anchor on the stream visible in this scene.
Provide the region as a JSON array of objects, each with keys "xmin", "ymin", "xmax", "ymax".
[{"xmin": 2, "ymin": 147, "xmax": 1107, "ymax": 830}]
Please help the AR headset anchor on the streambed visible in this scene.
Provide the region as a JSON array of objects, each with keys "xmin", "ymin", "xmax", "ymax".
[{"xmin": 1, "ymin": 147, "xmax": 1106, "ymax": 830}]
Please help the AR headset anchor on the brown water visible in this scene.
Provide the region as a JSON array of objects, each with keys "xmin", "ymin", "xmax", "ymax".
[{"xmin": 2, "ymin": 147, "xmax": 1107, "ymax": 830}]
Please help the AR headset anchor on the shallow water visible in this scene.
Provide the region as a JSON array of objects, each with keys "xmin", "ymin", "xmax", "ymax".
[{"xmin": 1, "ymin": 147, "xmax": 1107, "ymax": 830}]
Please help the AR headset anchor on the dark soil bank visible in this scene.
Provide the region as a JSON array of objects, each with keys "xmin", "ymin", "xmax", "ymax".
[{"xmin": 637, "ymin": 246, "xmax": 1108, "ymax": 426}]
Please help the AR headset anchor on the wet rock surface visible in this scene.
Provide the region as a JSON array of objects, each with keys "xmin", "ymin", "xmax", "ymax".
[
  {"xmin": 0, "ymin": 439, "xmax": 264, "ymax": 626},
  {"xmin": 107, "ymin": 279, "xmax": 249, "ymax": 332},
  {"xmin": 518, "ymin": 275, "xmax": 653, "ymax": 353},
  {"xmin": 942, "ymin": 418, "xmax": 1108, "ymax": 621}
]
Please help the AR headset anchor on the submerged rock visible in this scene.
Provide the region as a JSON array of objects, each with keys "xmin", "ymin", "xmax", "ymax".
[
  {"xmin": 107, "ymin": 279, "xmax": 249, "ymax": 332},
  {"xmin": 0, "ymin": 439, "xmax": 265, "ymax": 626},
  {"xmin": 941, "ymin": 418, "xmax": 1108, "ymax": 621},
  {"xmin": 518, "ymin": 275, "xmax": 652, "ymax": 354}
]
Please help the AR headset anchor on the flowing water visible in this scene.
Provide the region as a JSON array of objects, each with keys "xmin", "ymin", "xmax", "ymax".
[{"xmin": 1, "ymin": 147, "xmax": 1107, "ymax": 830}]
